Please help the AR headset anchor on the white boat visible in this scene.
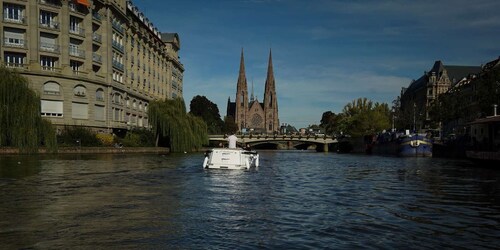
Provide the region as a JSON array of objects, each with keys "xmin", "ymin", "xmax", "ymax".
[{"xmin": 203, "ymin": 148, "xmax": 259, "ymax": 170}]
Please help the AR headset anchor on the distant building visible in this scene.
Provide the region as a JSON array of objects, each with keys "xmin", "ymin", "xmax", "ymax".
[
  {"xmin": 226, "ymin": 49, "xmax": 279, "ymax": 134},
  {"xmin": 399, "ymin": 60, "xmax": 481, "ymax": 130},
  {"xmin": 0, "ymin": 0, "xmax": 183, "ymax": 134}
]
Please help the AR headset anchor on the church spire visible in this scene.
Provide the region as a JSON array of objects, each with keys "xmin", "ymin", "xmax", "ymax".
[
  {"xmin": 263, "ymin": 48, "xmax": 279, "ymax": 133},
  {"xmin": 235, "ymin": 48, "xmax": 249, "ymax": 131}
]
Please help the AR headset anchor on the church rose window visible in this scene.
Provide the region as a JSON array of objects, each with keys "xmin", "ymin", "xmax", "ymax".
[{"xmin": 251, "ymin": 114, "xmax": 263, "ymax": 127}]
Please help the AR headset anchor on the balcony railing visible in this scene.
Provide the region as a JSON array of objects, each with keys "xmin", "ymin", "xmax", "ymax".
[
  {"xmin": 112, "ymin": 41, "xmax": 124, "ymax": 53},
  {"xmin": 112, "ymin": 21, "xmax": 124, "ymax": 34},
  {"xmin": 69, "ymin": 26, "xmax": 85, "ymax": 36},
  {"xmin": 39, "ymin": 20, "xmax": 59, "ymax": 30},
  {"xmin": 3, "ymin": 38, "xmax": 27, "ymax": 48},
  {"xmin": 40, "ymin": 42, "xmax": 60, "ymax": 53},
  {"xmin": 92, "ymin": 33, "xmax": 102, "ymax": 43},
  {"xmin": 92, "ymin": 53, "xmax": 102, "ymax": 63},
  {"xmin": 92, "ymin": 12, "xmax": 102, "ymax": 22},
  {"xmin": 68, "ymin": 2, "xmax": 86, "ymax": 15},
  {"xmin": 112, "ymin": 60, "xmax": 124, "ymax": 71},
  {"xmin": 3, "ymin": 16, "xmax": 26, "ymax": 24},
  {"xmin": 39, "ymin": 0, "xmax": 62, "ymax": 8},
  {"xmin": 5, "ymin": 62, "xmax": 27, "ymax": 69},
  {"xmin": 69, "ymin": 46, "xmax": 85, "ymax": 58}
]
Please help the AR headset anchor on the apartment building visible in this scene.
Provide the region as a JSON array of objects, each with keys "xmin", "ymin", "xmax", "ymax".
[{"xmin": 1, "ymin": 0, "xmax": 184, "ymax": 133}]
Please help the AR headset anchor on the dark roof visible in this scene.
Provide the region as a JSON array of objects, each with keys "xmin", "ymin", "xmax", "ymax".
[
  {"xmin": 404, "ymin": 60, "xmax": 481, "ymax": 95},
  {"xmin": 226, "ymin": 100, "xmax": 235, "ymax": 118},
  {"xmin": 160, "ymin": 32, "xmax": 180, "ymax": 48}
]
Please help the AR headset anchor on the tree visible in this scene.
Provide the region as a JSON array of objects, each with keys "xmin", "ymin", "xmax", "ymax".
[
  {"xmin": 189, "ymin": 95, "xmax": 224, "ymax": 134},
  {"xmin": 336, "ymin": 97, "xmax": 391, "ymax": 137},
  {"xmin": 0, "ymin": 66, "xmax": 57, "ymax": 153},
  {"xmin": 148, "ymin": 97, "xmax": 208, "ymax": 152}
]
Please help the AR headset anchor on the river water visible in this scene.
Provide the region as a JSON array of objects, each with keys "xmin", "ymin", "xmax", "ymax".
[{"xmin": 0, "ymin": 151, "xmax": 499, "ymax": 249}]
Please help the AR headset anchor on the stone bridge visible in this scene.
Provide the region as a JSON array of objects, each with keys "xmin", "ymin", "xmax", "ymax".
[{"xmin": 208, "ymin": 134, "xmax": 337, "ymax": 152}]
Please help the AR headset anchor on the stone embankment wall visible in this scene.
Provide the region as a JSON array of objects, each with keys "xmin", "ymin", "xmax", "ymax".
[{"xmin": 0, "ymin": 147, "xmax": 170, "ymax": 155}]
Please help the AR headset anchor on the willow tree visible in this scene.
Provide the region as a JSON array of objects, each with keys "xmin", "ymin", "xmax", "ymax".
[
  {"xmin": 148, "ymin": 97, "xmax": 208, "ymax": 152},
  {"xmin": 0, "ymin": 66, "xmax": 57, "ymax": 153}
]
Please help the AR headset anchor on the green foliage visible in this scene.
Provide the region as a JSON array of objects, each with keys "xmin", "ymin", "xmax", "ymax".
[
  {"xmin": 122, "ymin": 128, "xmax": 155, "ymax": 147},
  {"xmin": 57, "ymin": 126, "xmax": 101, "ymax": 147},
  {"xmin": 189, "ymin": 95, "xmax": 224, "ymax": 134},
  {"xmin": 148, "ymin": 98, "xmax": 208, "ymax": 152},
  {"xmin": 0, "ymin": 66, "xmax": 57, "ymax": 153},
  {"xmin": 223, "ymin": 115, "xmax": 238, "ymax": 134},
  {"xmin": 325, "ymin": 97, "xmax": 391, "ymax": 137}
]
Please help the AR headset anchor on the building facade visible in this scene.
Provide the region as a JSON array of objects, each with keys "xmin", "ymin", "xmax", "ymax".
[
  {"xmin": 1, "ymin": 0, "xmax": 183, "ymax": 133},
  {"xmin": 227, "ymin": 49, "xmax": 279, "ymax": 134},
  {"xmin": 399, "ymin": 60, "xmax": 481, "ymax": 130}
]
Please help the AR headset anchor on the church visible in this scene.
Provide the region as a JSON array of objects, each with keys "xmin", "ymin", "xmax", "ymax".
[{"xmin": 226, "ymin": 50, "xmax": 279, "ymax": 134}]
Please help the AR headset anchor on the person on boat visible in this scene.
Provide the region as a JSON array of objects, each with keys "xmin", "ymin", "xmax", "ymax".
[{"xmin": 227, "ymin": 132, "xmax": 237, "ymax": 149}]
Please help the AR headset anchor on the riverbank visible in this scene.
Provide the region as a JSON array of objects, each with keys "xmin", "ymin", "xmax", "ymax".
[{"xmin": 0, "ymin": 147, "xmax": 170, "ymax": 155}]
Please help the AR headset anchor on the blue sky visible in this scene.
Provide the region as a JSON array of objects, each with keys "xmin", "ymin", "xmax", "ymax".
[{"xmin": 133, "ymin": 0, "xmax": 500, "ymax": 129}]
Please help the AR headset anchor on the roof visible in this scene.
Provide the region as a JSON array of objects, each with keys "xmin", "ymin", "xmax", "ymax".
[
  {"xmin": 160, "ymin": 33, "xmax": 180, "ymax": 49},
  {"xmin": 404, "ymin": 60, "xmax": 481, "ymax": 94},
  {"xmin": 468, "ymin": 115, "xmax": 500, "ymax": 125}
]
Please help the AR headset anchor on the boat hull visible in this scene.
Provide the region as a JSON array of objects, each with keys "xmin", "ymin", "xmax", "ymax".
[
  {"xmin": 371, "ymin": 134, "xmax": 433, "ymax": 157},
  {"xmin": 203, "ymin": 148, "xmax": 259, "ymax": 170},
  {"xmin": 398, "ymin": 135, "xmax": 433, "ymax": 157}
]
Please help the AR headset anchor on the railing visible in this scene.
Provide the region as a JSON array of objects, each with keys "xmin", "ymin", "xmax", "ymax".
[
  {"xmin": 112, "ymin": 60, "xmax": 124, "ymax": 71},
  {"xmin": 69, "ymin": 47, "xmax": 85, "ymax": 58},
  {"xmin": 92, "ymin": 53, "xmax": 102, "ymax": 63},
  {"xmin": 5, "ymin": 62, "xmax": 27, "ymax": 69},
  {"xmin": 92, "ymin": 12, "xmax": 102, "ymax": 22},
  {"xmin": 39, "ymin": 20, "xmax": 59, "ymax": 30},
  {"xmin": 41, "ymin": 66, "xmax": 61, "ymax": 73},
  {"xmin": 39, "ymin": 0, "xmax": 62, "ymax": 8},
  {"xmin": 112, "ymin": 21, "xmax": 124, "ymax": 34},
  {"xmin": 3, "ymin": 38, "xmax": 27, "ymax": 48},
  {"xmin": 3, "ymin": 16, "xmax": 26, "ymax": 24},
  {"xmin": 112, "ymin": 41, "xmax": 124, "ymax": 53},
  {"xmin": 92, "ymin": 33, "xmax": 102, "ymax": 43},
  {"xmin": 40, "ymin": 42, "xmax": 60, "ymax": 53},
  {"xmin": 69, "ymin": 26, "xmax": 85, "ymax": 36}
]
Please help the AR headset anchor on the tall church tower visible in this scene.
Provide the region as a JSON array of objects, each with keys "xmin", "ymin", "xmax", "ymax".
[
  {"xmin": 263, "ymin": 49, "xmax": 279, "ymax": 133},
  {"xmin": 235, "ymin": 49, "xmax": 249, "ymax": 131}
]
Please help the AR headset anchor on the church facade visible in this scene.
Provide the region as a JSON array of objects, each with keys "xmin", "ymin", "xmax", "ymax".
[{"xmin": 226, "ymin": 50, "xmax": 279, "ymax": 134}]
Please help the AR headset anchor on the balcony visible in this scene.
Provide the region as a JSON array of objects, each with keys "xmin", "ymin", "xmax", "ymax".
[
  {"xmin": 69, "ymin": 26, "xmax": 85, "ymax": 37},
  {"xmin": 40, "ymin": 42, "xmax": 60, "ymax": 53},
  {"xmin": 3, "ymin": 38, "xmax": 27, "ymax": 49},
  {"xmin": 39, "ymin": 20, "xmax": 60, "ymax": 30},
  {"xmin": 92, "ymin": 33, "xmax": 102, "ymax": 43},
  {"xmin": 92, "ymin": 11, "xmax": 102, "ymax": 23},
  {"xmin": 5, "ymin": 62, "xmax": 27, "ymax": 69},
  {"xmin": 68, "ymin": 2, "xmax": 86, "ymax": 15},
  {"xmin": 112, "ymin": 60, "xmax": 124, "ymax": 71},
  {"xmin": 92, "ymin": 53, "xmax": 102, "ymax": 63},
  {"xmin": 69, "ymin": 46, "xmax": 85, "ymax": 58},
  {"xmin": 112, "ymin": 41, "xmax": 124, "ymax": 53},
  {"xmin": 39, "ymin": 0, "xmax": 62, "ymax": 8},
  {"xmin": 112, "ymin": 21, "xmax": 124, "ymax": 34},
  {"xmin": 3, "ymin": 16, "xmax": 26, "ymax": 25}
]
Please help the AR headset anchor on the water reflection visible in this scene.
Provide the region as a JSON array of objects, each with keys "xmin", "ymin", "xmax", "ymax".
[{"xmin": 0, "ymin": 152, "xmax": 499, "ymax": 249}]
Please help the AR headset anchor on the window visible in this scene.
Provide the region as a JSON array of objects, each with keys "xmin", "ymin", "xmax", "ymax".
[
  {"xmin": 96, "ymin": 89, "xmax": 104, "ymax": 101},
  {"xmin": 40, "ymin": 10, "xmax": 58, "ymax": 28},
  {"xmin": 3, "ymin": 28, "xmax": 25, "ymax": 48},
  {"xmin": 70, "ymin": 60, "xmax": 83, "ymax": 73},
  {"xmin": 41, "ymin": 100, "xmax": 63, "ymax": 117},
  {"xmin": 43, "ymin": 81, "xmax": 60, "ymax": 95},
  {"xmin": 73, "ymin": 85, "xmax": 86, "ymax": 97},
  {"xmin": 113, "ymin": 93, "xmax": 122, "ymax": 104},
  {"xmin": 69, "ymin": 16, "xmax": 83, "ymax": 35},
  {"xmin": 40, "ymin": 56, "xmax": 58, "ymax": 71},
  {"xmin": 4, "ymin": 52, "xmax": 25, "ymax": 67},
  {"xmin": 69, "ymin": 38, "xmax": 84, "ymax": 57},
  {"xmin": 94, "ymin": 105, "xmax": 105, "ymax": 121},
  {"xmin": 72, "ymin": 102, "xmax": 88, "ymax": 119},
  {"xmin": 40, "ymin": 32, "xmax": 58, "ymax": 52},
  {"xmin": 3, "ymin": 3, "xmax": 24, "ymax": 23}
]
